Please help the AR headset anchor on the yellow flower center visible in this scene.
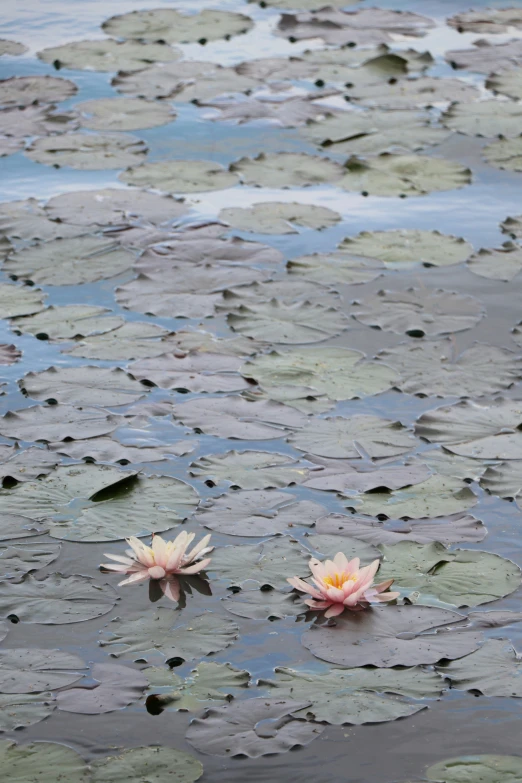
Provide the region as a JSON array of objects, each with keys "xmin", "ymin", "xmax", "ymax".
[{"xmin": 323, "ymin": 572, "xmax": 357, "ymax": 589}]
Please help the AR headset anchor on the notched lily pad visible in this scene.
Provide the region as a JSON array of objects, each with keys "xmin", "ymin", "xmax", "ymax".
[
  {"xmin": 228, "ymin": 300, "xmax": 349, "ymax": 344},
  {"xmin": 146, "ymin": 661, "xmax": 250, "ymax": 712},
  {"xmin": 20, "ymin": 366, "xmax": 147, "ymax": 407},
  {"xmin": 448, "ymin": 9, "xmax": 522, "ymax": 33},
  {"xmin": 427, "ymin": 755, "xmax": 522, "ymax": 783},
  {"xmin": 102, "ymin": 8, "xmax": 254, "ymax": 44},
  {"xmin": 57, "ymin": 663, "xmax": 147, "ymax": 714},
  {"xmin": 26, "ymin": 133, "xmax": 147, "ymax": 170},
  {"xmin": 120, "ymin": 159, "xmax": 238, "ymax": 193},
  {"xmin": 0, "ymin": 76, "xmax": 77, "ymax": 108},
  {"xmin": 483, "ymin": 137, "xmax": 522, "ymax": 172},
  {"xmin": 0, "ymin": 648, "xmax": 85, "ymax": 693},
  {"xmin": 340, "ymin": 229, "xmax": 472, "ymax": 268},
  {"xmin": 189, "ymin": 451, "xmax": 309, "ymax": 490},
  {"xmin": 0, "ymin": 692, "xmax": 55, "ymax": 731},
  {"xmin": 0, "ymin": 405, "xmax": 120, "ymax": 442},
  {"xmin": 210, "ymin": 537, "xmax": 311, "ymax": 588},
  {"xmin": 90, "ymin": 746, "xmax": 203, "ymax": 783},
  {"xmin": 38, "ymin": 39, "xmax": 181, "ymax": 72},
  {"xmin": 230, "ymin": 152, "xmax": 344, "ymax": 188},
  {"xmin": 438, "ymin": 639, "xmax": 522, "ymax": 697},
  {"xmin": 224, "ymin": 589, "xmax": 306, "ymax": 620},
  {"xmin": 129, "ymin": 352, "xmax": 247, "ymax": 394},
  {"xmin": 0, "ymin": 198, "xmax": 79, "ymax": 242},
  {"xmin": 0, "ymin": 740, "xmax": 89, "ymax": 782},
  {"xmin": 0, "ymin": 543, "xmax": 61, "ymax": 579},
  {"xmin": 288, "ymin": 250, "xmax": 384, "ymax": 285},
  {"xmin": 219, "ymin": 202, "xmax": 341, "ymax": 234},
  {"xmin": 289, "ymin": 415, "xmax": 416, "ymax": 459},
  {"xmin": 467, "ymin": 243, "xmax": 522, "ymax": 282},
  {"xmin": 443, "ymin": 101, "xmax": 522, "ymax": 139},
  {"xmin": 302, "ymin": 460, "xmax": 430, "ymax": 494},
  {"xmin": 447, "ymin": 39, "xmax": 522, "ymax": 74},
  {"xmin": 76, "ymin": 97, "xmax": 175, "ymax": 132},
  {"xmin": 0, "ymin": 283, "xmax": 45, "ymax": 318}
]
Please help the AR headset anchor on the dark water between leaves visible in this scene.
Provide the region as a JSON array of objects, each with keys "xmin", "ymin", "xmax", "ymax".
[{"xmin": 1, "ymin": 0, "xmax": 522, "ymax": 781}]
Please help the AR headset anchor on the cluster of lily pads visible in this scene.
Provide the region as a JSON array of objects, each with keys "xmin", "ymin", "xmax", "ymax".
[{"xmin": 1, "ymin": 1, "xmax": 522, "ymax": 780}]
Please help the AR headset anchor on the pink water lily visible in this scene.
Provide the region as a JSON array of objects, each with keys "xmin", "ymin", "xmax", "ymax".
[
  {"xmin": 288, "ymin": 553, "xmax": 399, "ymax": 618},
  {"xmin": 101, "ymin": 531, "xmax": 213, "ymax": 602}
]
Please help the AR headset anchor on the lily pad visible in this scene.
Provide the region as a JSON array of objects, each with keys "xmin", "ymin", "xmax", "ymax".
[
  {"xmin": 0, "ymin": 344, "xmax": 20, "ymax": 365},
  {"xmin": 259, "ymin": 665, "xmax": 443, "ymax": 725},
  {"xmin": 252, "ymin": 0, "xmax": 360, "ymax": 7},
  {"xmin": 288, "ymin": 415, "xmax": 416, "ymax": 459},
  {"xmin": 0, "ymin": 445, "xmax": 58, "ymax": 482},
  {"xmin": 172, "ymin": 396, "xmax": 307, "ymax": 440},
  {"xmin": 0, "ymin": 573, "xmax": 117, "ymax": 623},
  {"xmin": 230, "ymin": 152, "xmax": 343, "ymax": 188},
  {"xmin": 339, "ymin": 154, "xmax": 472, "ymax": 197},
  {"xmin": 447, "ymin": 39, "xmax": 522, "ymax": 74},
  {"xmin": 316, "ymin": 512, "xmax": 487, "ymax": 545},
  {"xmin": 354, "ymin": 77, "xmax": 479, "ymax": 109},
  {"xmin": 49, "ymin": 436, "xmax": 194, "ymax": 465},
  {"xmin": 0, "ymin": 543, "xmax": 61, "ymax": 579},
  {"xmin": 189, "ymin": 451, "xmax": 309, "ymax": 489},
  {"xmin": 0, "ymin": 40, "xmax": 27, "ymax": 56},
  {"xmin": 0, "ymin": 75, "xmax": 77, "ymax": 108},
  {"xmin": 120, "ymin": 159, "xmax": 238, "ymax": 192},
  {"xmin": 112, "ymin": 60, "xmax": 218, "ymax": 100},
  {"xmin": 165, "ymin": 69, "xmax": 260, "ymax": 103},
  {"xmin": 410, "ymin": 449, "xmax": 489, "ymax": 481},
  {"xmin": 21, "ymin": 366, "xmax": 147, "ymax": 407},
  {"xmin": 100, "ymin": 610, "xmax": 238, "ymax": 662},
  {"xmin": 228, "ymin": 300, "xmax": 349, "ymax": 344},
  {"xmin": 481, "ymin": 461, "xmax": 522, "ymax": 501},
  {"xmin": 0, "ymin": 198, "xmax": 80, "ymax": 242},
  {"xmin": 26, "ymin": 133, "xmax": 147, "ymax": 170},
  {"xmin": 487, "ymin": 67, "xmax": 522, "ymax": 101},
  {"xmin": 76, "ymin": 97, "xmax": 175, "ymax": 132},
  {"xmin": 288, "ymin": 250, "xmax": 384, "ymax": 285},
  {"xmin": 0, "ymin": 283, "xmax": 45, "ymax": 318},
  {"xmin": 415, "ymin": 399, "xmax": 522, "ymax": 460},
  {"xmin": 186, "ymin": 697, "xmax": 323, "ymax": 757},
  {"xmin": 340, "ymin": 229, "xmax": 473, "ymax": 268},
  {"xmin": 0, "ymin": 740, "xmax": 89, "ymax": 782},
  {"xmin": 377, "ymin": 541, "xmax": 520, "ymax": 607},
  {"xmin": 38, "ymin": 39, "xmax": 181, "ymax": 72},
  {"xmin": 91, "ymin": 747, "xmax": 203, "ymax": 783},
  {"xmin": 443, "ymin": 101, "xmax": 522, "ymax": 139},
  {"xmin": 484, "ymin": 137, "xmax": 522, "ymax": 172},
  {"xmin": 0, "ymin": 693, "xmax": 54, "ymax": 731},
  {"xmin": 13, "ymin": 305, "xmax": 123, "ymax": 341},
  {"xmin": 195, "ymin": 490, "xmax": 323, "ymax": 536},
  {"xmin": 0, "ymin": 105, "xmax": 78, "ymax": 140},
  {"xmin": 166, "ymin": 330, "xmax": 262, "ymax": 358},
  {"xmin": 302, "ymin": 605, "xmax": 482, "ymax": 667},
  {"xmin": 131, "ymin": 353, "xmax": 247, "ymax": 394},
  {"xmin": 224, "ymin": 590, "xmax": 306, "ymax": 620},
  {"xmin": 502, "ymin": 214, "xmax": 522, "ymax": 239},
  {"xmin": 0, "ymin": 515, "xmax": 49, "ymax": 541},
  {"xmin": 376, "ymin": 340, "xmax": 522, "ymax": 397},
  {"xmin": 352, "ymin": 288, "xmax": 484, "ymax": 336},
  {"xmin": 221, "ymin": 278, "xmax": 338, "ymax": 310},
  {"xmin": 136, "ymin": 236, "xmax": 282, "ymax": 272},
  {"xmin": 302, "ymin": 460, "xmax": 430, "ymax": 494},
  {"xmin": 146, "ymin": 661, "xmax": 250, "ymax": 712},
  {"xmin": 349, "ymin": 475, "xmax": 477, "ymax": 519},
  {"xmin": 219, "ymin": 202, "xmax": 341, "ymax": 234},
  {"xmin": 467, "ymin": 243, "xmax": 522, "ymax": 281},
  {"xmin": 438, "ymin": 639, "xmax": 522, "ymax": 697},
  {"xmin": 243, "ymin": 347, "xmax": 398, "ymax": 401},
  {"xmin": 210, "ymin": 537, "xmax": 311, "ymax": 588},
  {"xmin": 102, "ymin": 8, "xmax": 254, "ymax": 44},
  {"xmin": 448, "ymin": 8, "xmax": 522, "ymax": 33},
  {"xmin": 0, "ymin": 137, "xmax": 23, "ymax": 157},
  {"xmin": 427, "ymin": 755, "xmax": 522, "ymax": 783},
  {"xmin": 0, "ymin": 405, "xmax": 120, "ymax": 442},
  {"xmin": 0, "ymin": 649, "xmax": 84, "ymax": 693},
  {"xmin": 57, "ymin": 663, "xmax": 147, "ymax": 714},
  {"xmin": 200, "ymin": 93, "xmax": 337, "ymax": 128},
  {"xmin": 64, "ymin": 322, "xmax": 178, "ymax": 361},
  {"xmin": 306, "ymin": 534, "xmax": 380, "ymax": 563}
]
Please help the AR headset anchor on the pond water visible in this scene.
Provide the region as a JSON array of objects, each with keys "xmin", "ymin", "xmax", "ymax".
[{"xmin": 1, "ymin": 0, "xmax": 522, "ymax": 781}]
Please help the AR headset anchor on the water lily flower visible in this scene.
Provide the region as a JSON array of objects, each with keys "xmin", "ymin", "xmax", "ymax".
[
  {"xmin": 288, "ymin": 553, "xmax": 399, "ymax": 618},
  {"xmin": 101, "ymin": 531, "xmax": 213, "ymax": 602}
]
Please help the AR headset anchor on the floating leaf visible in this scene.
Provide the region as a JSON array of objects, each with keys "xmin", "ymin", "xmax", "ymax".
[
  {"xmin": 438, "ymin": 639, "xmax": 522, "ymax": 698},
  {"xmin": 76, "ymin": 97, "xmax": 175, "ymax": 132},
  {"xmin": 427, "ymin": 755, "xmax": 522, "ymax": 783},
  {"xmin": 352, "ymin": 288, "xmax": 484, "ymax": 336},
  {"xmin": 57, "ymin": 663, "xmax": 147, "ymax": 714},
  {"xmin": 481, "ymin": 461, "xmax": 522, "ymax": 501},
  {"xmin": 21, "ymin": 366, "xmax": 147, "ymax": 407},
  {"xmin": 340, "ymin": 229, "xmax": 472, "ymax": 268},
  {"xmin": 195, "ymin": 490, "xmax": 322, "ymax": 536},
  {"xmin": 136, "ymin": 236, "xmax": 282, "ymax": 272},
  {"xmin": 128, "ymin": 353, "xmax": 248, "ymax": 394},
  {"xmin": 487, "ymin": 67, "xmax": 522, "ymax": 101},
  {"xmin": 306, "ymin": 534, "xmax": 380, "ymax": 564},
  {"xmin": 146, "ymin": 661, "xmax": 249, "ymax": 712},
  {"xmin": 302, "ymin": 605, "xmax": 481, "ymax": 667},
  {"xmin": 164, "ymin": 69, "xmax": 259, "ymax": 103},
  {"xmin": 252, "ymin": 0, "xmax": 360, "ymax": 7},
  {"xmin": 0, "ymin": 515, "xmax": 49, "ymax": 541},
  {"xmin": 100, "ymin": 610, "xmax": 238, "ymax": 662},
  {"xmin": 13, "ymin": 305, "xmax": 123, "ymax": 341},
  {"xmin": 0, "ymin": 740, "xmax": 89, "ymax": 782},
  {"xmin": 354, "ymin": 77, "xmax": 479, "ymax": 109},
  {"xmin": 0, "ymin": 543, "xmax": 61, "ymax": 579},
  {"xmin": 448, "ymin": 9, "xmax": 522, "ymax": 33},
  {"xmin": 166, "ymin": 330, "xmax": 262, "ymax": 358},
  {"xmin": 49, "ymin": 436, "xmax": 194, "ymax": 464},
  {"xmin": 26, "ymin": 133, "xmax": 147, "ymax": 170},
  {"xmin": 228, "ymin": 300, "xmax": 349, "ymax": 344},
  {"xmin": 376, "ymin": 340, "xmax": 522, "ymax": 397},
  {"xmin": 186, "ymin": 697, "xmax": 323, "ymax": 757},
  {"xmin": 0, "ymin": 40, "xmax": 27, "ymax": 56},
  {"xmin": 0, "ymin": 283, "xmax": 45, "ymax": 318},
  {"xmin": 219, "ymin": 202, "xmax": 341, "ymax": 234},
  {"xmin": 64, "ymin": 322, "xmax": 177, "ymax": 361},
  {"xmin": 0, "ymin": 105, "xmax": 78, "ymax": 140},
  {"xmin": 230, "ymin": 152, "xmax": 343, "ymax": 188},
  {"xmin": 221, "ymin": 278, "xmax": 339, "ymax": 310},
  {"xmin": 377, "ymin": 542, "xmax": 520, "ymax": 607},
  {"xmin": 121, "ymin": 159, "xmax": 238, "ymax": 194},
  {"xmin": 112, "ymin": 60, "xmax": 218, "ymax": 99},
  {"xmin": 224, "ymin": 590, "xmax": 306, "ymax": 620},
  {"xmin": 210, "ymin": 538, "xmax": 311, "ymax": 588},
  {"xmin": 288, "ymin": 415, "xmax": 416, "ymax": 459},
  {"xmin": 349, "ymin": 475, "xmax": 477, "ymax": 519},
  {"xmin": 502, "ymin": 214, "xmax": 522, "ymax": 239},
  {"xmin": 0, "ymin": 137, "xmax": 22, "ymax": 157},
  {"xmin": 189, "ymin": 451, "xmax": 309, "ymax": 490},
  {"xmin": 0, "ymin": 344, "xmax": 20, "ymax": 365},
  {"xmin": 102, "ymin": 8, "xmax": 253, "ymax": 44},
  {"xmin": 200, "ymin": 93, "xmax": 337, "ymax": 128},
  {"xmin": 302, "ymin": 460, "xmax": 430, "ymax": 493},
  {"xmin": 410, "ymin": 449, "xmax": 489, "ymax": 481},
  {"xmin": 316, "ymin": 512, "xmax": 486, "ymax": 545},
  {"xmin": 0, "ymin": 198, "xmax": 79, "ymax": 242},
  {"xmin": 91, "ymin": 747, "xmax": 203, "ymax": 783},
  {"xmin": 38, "ymin": 39, "xmax": 180, "ymax": 72},
  {"xmin": 288, "ymin": 250, "xmax": 384, "ymax": 285},
  {"xmin": 0, "ymin": 649, "xmax": 84, "ymax": 693},
  {"xmin": 0, "ymin": 405, "xmax": 120, "ymax": 442},
  {"xmin": 483, "ymin": 137, "xmax": 522, "ymax": 172},
  {"xmin": 0, "ymin": 75, "xmax": 77, "ymax": 108},
  {"xmin": 0, "ymin": 573, "xmax": 117, "ymax": 624},
  {"xmin": 443, "ymin": 101, "xmax": 522, "ymax": 139},
  {"xmin": 0, "ymin": 692, "xmax": 54, "ymax": 730},
  {"xmin": 447, "ymin": 39, "xmax": 522, "ymax": 73},
  {"xmin": 339, "ymin": 154, "xmax": 472, "ymax": 197},
  {"xmin": 467, "ymin": 244, "xmax": 522, "ymax": 281},
  {"xmin": 172, "ymin": 396, "xmax": 307, "ymax": 440},
  {"xmin": 259, "ymin": 665, "xmax": 443, "ymax": 725}
]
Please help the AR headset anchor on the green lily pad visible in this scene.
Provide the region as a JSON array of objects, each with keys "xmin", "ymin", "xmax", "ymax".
[
  {"xmin": 302, "ymin": 459, "xmax": 430, "ymax": 494},
  {"xmin": 0, "ymin": 75, "xmax": 77, "ymax": 108},
  {"xmin": 350, "ymin": 475, "xmax": 477, "ymax": 519},
  {"xmin": 289, "ymin": 415, "xmax": 416, "ymax": 459},
  {"xmin": 438, "ymin": 639, "xmax": 522, "ymax": 697},
  {"xmin": 49, "ymin": 436, "xmax": 194, "ymax": 465},
  {"xmin": 287, "ymin": 250, "xmax": 384, "ymax": 285},
  {"xmin": 448, "ymin": 8, "xmax": 522, "ymax": 33},
  {"xmin": 427, "ymin": 755, "xmax": 522, "ymax": 783},
  {"xmin": 12, "ymin": 305, "xmax": 124, "ymax": 340},
  {"xmin": 0, "ymin": 648, "xmax": 85, "ymax": 693},
  {"xmin": 0, "ymin": 283, "xmax": 45, "ymax": 318},
  {"xmin": 259, "ymin": 665, "xmax": 443, "ymax": 724},
  {"xmin": 210, "ymin": 537, "xmax": 311, "ymax": 588},
  {"xmin": 377, "ymin": 541, "xmax": 520, "ymax": 607},
  {"xmin": 467, "ymin": 243, "xmax": 522, "ymax": 281},
  {"xmin": 228, "ymin": 300, "xmax": 349, "ymax": 344},
  {"xmin": 26, "ymin": 133, "xmax": 147, "ymax": 170},
  {"xmin": 146, "ymin": 661, "xmax": 250, "ymax": 712},
  {"xmin": 0, "ymin": 515, "xmax": 49, "ymax": 541},
  {"xmin": 100, "ymin": 610, "xmax": 238, "ymax": 662},
  {"xmin": 20, "ymin": 366, "xmax": 147, "ymax": 407},
  {"xmin": 340, "ymin": 229, "xmax": 473, "ymax": 268},
  {"xmin": 410, "ymin": 450, "xmax": 489, "ymax": 482},
  {"xmin": 219, "ymin": 202, "xmax": 341, "ymax": 234},
  {"xmin": 38, "ymin": 39, "xmax": 180, "ymax": 72},
  {"xmin": 443, "ymin": 100, "xmax": 522, "ymax": 139},
  {"xmin": 306, "ymin": 534, "xmax": 380, "ymax": 564},
  {"xmin": 230, "ymin": 152, "xmax": 344, "ymax": 188},
  {"xmin": 120, "ymin": 159, "xmax": 238, "ymax": 193},
  {"xmin": 91, "ymin": 747, "xmax": 203, "ymax": 783},
  {"xmin": 484, "ymin": 137, "xmax": 522, "ymax": 172},
  {"xmin": 0, "ymin": 543, "xmax": 61, "ymax": 579},
  {"xmin": 76, "ymin": 97, "xmax": 175, "ymax": 131},
  {"xmin": 0, "ymin": 740, "xmax": 89, "ymax": 782},
  {"xmin": 102, "ymin": 8, "xmax": 253, "ymax": 44},
  {"xmin": 224, "ymin": 589, "xmax": 307, "ymax": 620},
  {"xmin": 0, "ymin": 693, "xmax": 54, "ymax": 730},
  {"xmin": 189, "ymin": 451, "xmax": 309, "ymax": 489}
]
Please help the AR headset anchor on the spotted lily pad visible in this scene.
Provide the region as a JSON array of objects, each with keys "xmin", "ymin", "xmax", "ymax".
[
  {"xmin": 484, "ymin": 137, "xmax": 522, "ymax": 172},
  {"xmin": 0, "ymin": 283, "xmax": 45, "ymax": 318},
  {"xmin": 467, "ymin": 244, "xmax": 522, "ymax": 281},
  {"xmin": 0, "ymin": 405, "xmax": 120, "ymax": 442},
  {"xmin": 146, "ymin": 661, "xmax": 250, "ymax": 712},
  {"xmin": 340, "ymin": 229, "xmax": 473, "ymax": 268},
  {"xmin": 189, "ymin": 451, "xmax": 309, "ymax": 489},
  {"xmin": 228, "ymin": 300, "xmax": 349, "ymax": 344},
  {"xmin": 91, "ymin": 747, "xmax": 203, "ymax": 783},
  {"xmin": 76, "ymin": 97, "xmax": 175, "ymax": 132},
  {"xmin": 120, "ymin": 159, "xmax": 238, "ymax": 192},
  {"xmin": 38, "ymin": 39, "xmax": 181, "ymax": 72},
  {"xmin": 210, "ymin": 537, "xmax": 311, "ymax": 588},
  {"xmin": 20, "ymin": 366, "xmax": 147, "ymax": 407},
  {"xmin": 0, "ymin": 76, "xmax": 77, "ymax": 108},
  {"xmin": 102, "ymin": 8, "xmax": 254, "ymax": 44},
  {"xmin": 0, "ymin": 543, "xmax": 61, "ymax": 579},
  {"xmin": 0, "ymin": 649, "xmax": 84, "ymax": 693},
  {"xmin": 289, "ymin": 415, "xmax": 416, "ymax": 459},
  {"xmin": 0, "ymin": 105, "xmax": 78, "ymax": 140},
  {"xmin": 56, "ymin": 663, "xmax": 147, "ymax": 714},
  {"xmin": 26, "ymin": 133, "xmax": 147, "ymax": 170},
  {"xmin": 350, "ymin": 475, "xmax": 477, "ymax": 519},
  {"xmin": 448, "ymin": 9, "xmax": 522, "ymax": 33},
  {"xmin": 230, "ymin": 152, "xmax": 343, "ymax": 188},
  {"xmin": 219, "ymin": 202, "xmax": 341, "ymax": 234}
]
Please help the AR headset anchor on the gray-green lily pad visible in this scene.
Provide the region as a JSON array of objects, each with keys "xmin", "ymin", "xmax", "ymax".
[
  {"xmin": 349, "ymin": 475, "xmax": 477, "ymax": 519},
  {"xmin": 352, "ymin": 287, "xmax": 484, "ymax": 336},
  {"xmin": 252, "ymin": 0, "xmax": 360, "ymax": 7},
  {"xmin": 410, "ymin": 449, "xmax": 490, "ymax": 481},
  {"xmin": 377, "ymin": 541, "xmax": 521, "ymax": 607},
  {"xmin": 186, "ymin": 697, "xmax": 323, "ymax": 758},
  {"xmin": 415, "ymin": 399, "xmax": 522, "ymax": 460},
  {"xmin": 38, "ymin": 39, "xmax": 181, "ymax": 72},
  {"xmin": 76, "ymin": 97, "xmax": 175, "ymax": 132},
  {"xmin": 339, "ymin": 154, "xmax": 472, "ymax": 197},
  {"xmin": 316, "ymin": 512, "xmax": 487, "ymax": 545},
  {"xmin": 259, "ymin": 665, "xmax": 443, "ymax": 725},
  {"xmin": 437, "ymin": 639, "xmax": 522, "ymax": 696},
  {"xmin": 189, "ymin": 451, "xmax": 309, "ymax": 489},
  {"xmin": 120, "ymin": 159, "xmax": 238, "ymax": 193},
  {"xmin": 166, "ymin": 68, "xmax": 259, "ymax": 103},
  {"xmin": 447, "ymin": 39, "xmax": 522, "ymax": 74},
  {"xmin": 12, "ymin": 305, "xmax": 124, "ymax": 341},
  {"xmin": 481, "ymin": 461, "xmax": 522, "ymax": 501},
  {"xmin": 102, "ymin": 8, "xmax": 253, "ymax": 44},
  {"xmin": 210, "ymin": 537, "xmax": 311, "ymax": 588},
  {"xmin": 90, "ymin": 746, "xmax": 203, "ymax": 783},
  {"xmin": 0, "ymin": 692, "xmax": 54, "ymax": 731},
  {"xmin": 0, "ymin": 283, "xmax": 45, "ymax": 318},
  {"xmin": 219, "ymin": 202, "xmax": 341, "ymax": 234},
  {"xmin": 166, "ymin": 329, "xmax": 263, "ymax": 358},
  {"xmin": 340, "ymin": 229, "xmax": 473, "ymax": 268},
  {"xmin": 0, "ymin": 573, "xmax": 118, "ymax": 623},
  {"xmin": 5, "ymin": 236, "xmax": 136, "ymax": 285},
  {"xmin": 100, "ymin": 610, "xmax": 238, "ymax": 662},
  {"xmin": 196, "ymin": 490, "xmax": 323, "ymax": 536},
  {"xmin": 146, "ymin": 661, "xmax": 249, "ymax": 712},
  {"xmin": 302, "ymin": 460, "xmax": 430, "ymax": 494},
  {"xmin": 49, "ymin": 436, "xmax": 194, "ymax": 464},
  {"xmin": 221, "ymin": 278, "xmax": 338, "ymax": 310},
  {"xmin": 487, "ymin": 67, "xmax": 522, "ymax": 101},
  {"xmin": 26, "ymin": 133, "xmax": 147, "ymax": 170},
  {"xmin": 355, "ymin": 76, "xmax": 479, "ymax": 109},
  {"xmin": 0, "ymin": 344, "xmax": 20, "ymax": 365},
  {"xmin": 427, "ymin": 754, "xmax": 522, "ymax": 783},
  {"xmin": 288, "ymin": 415, "xmax": 416, "ymax": 459},
  {"xmin": 376, "ymin": 340, "xmax": 522, "ymax": 397},
  {"xmin": 0, "ymin": 198, "xmax": 80, "ymax": 242},
  {"xmin": 302, "ymin": 605, "xmax": 482, "ymax": 667},
  {"xmin": 0, "ymin": 740, "xmax": 89, "ymax": 782},
  {"xmin": 228, "ymin": 300, "xmax": 349, "ymax": 344},
  {"xmin": 0, "ymin": 104, "xmax": 78, "ymax": 140},
  {"xmin": 20, "ymin": 366, "xmax": 147, "ymax": 407},
  {"xmin": 443, "ymin": 100, "xmax": 522, "ymax": 139},
  {"xmin": 56, "ymin": 663, "xmax": 147, "ymax": 714},
  {"xmin": 0, "ymin": 515, "xmax": 49, "ymax": 541},
  {"xmin": 0, "ymin": 40, "xmax": 28, "ymax": 56},
  {"xmin": 0, "ymin": 137, "xmax": 23, "ymax": 157},
  {"xmin": 0, "ymin": 444, "xmax": 58, "ymax": 482},
  {"xmin": 112, "ymin": 60, "xmax": 218, "ymax": 100},
  {"xmin": 135, "ymin": 236, "xmax": 282, "ymax": 272},
  {"xmin": 0, "ymin": 543, "xmax": 61, "ymax": 579},
  {"xmin": 64, "ymin": 322, "xmax": 177, "ymax": 361},
  {"xmin": 288, "ymin": 250, "xmax": 384, "ymax": 285},
  {"xmin": 129, "ymin": 352, "xmax": 247, "ymax": 394},
  {"xmin": 224, "ymin": 589, "xmax": 307, "ymax": 620},
  {"xmin": 306, "ymin": 534, "xmax": 381, "ymax": 564},
  {"xmin": 448, "ymin": 8, "xmax": 522, "ymax": 33},
  {"xmin": 0, "ymin": 648, "xmax": 85, "ymax": 693},
  {"xmin": 200, "ymin": 93, "xmax": 336, "ymax": 128},
  {"xmin": 502, "ymin": 214, "xmax": 522, "ymax": 239},
  {"xmin": 483, "ymin": 137, "xmax": 522, "ymax": 172},
  {"xmin": 0, "ymin": 405, "xmax": 121, "ymax": 442},
  {"xmin": 230, "ymin": 152, "xmax": 343, "ymax": 188},
  {"xmin": 467, "ymin": 243, "xmax": 522, "ymax": 281},
  {"xmin": 0, "ymin": 75, "xmax": 77, "ymax": 108}
]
